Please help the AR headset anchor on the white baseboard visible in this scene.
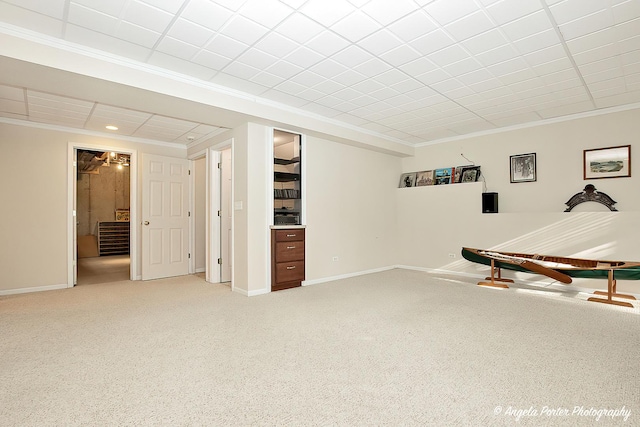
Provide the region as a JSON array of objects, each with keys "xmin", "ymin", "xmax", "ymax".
[
  {"xmin": 195, "ymin": 268, "xmax": 206, "ymax": 273},
  {"xmin": 0, "ymin": 283, "xmax": 69, "ymax": 296},
  {"xmin": 233, "ymin": 287, "xmax": 270, "ymax": 297},
  {"xmin": 303, "ymin": 266, "xmax": 396, "ymax": 287}
]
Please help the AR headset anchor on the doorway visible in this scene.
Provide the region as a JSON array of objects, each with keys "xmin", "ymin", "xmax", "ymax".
[
  {"xmin": 68, "ymin": 143, "xmax": 137, "ymax": 287},
  {"xmin": 75, "ymin": 149, "xmax": 132, "ymax": 285}
]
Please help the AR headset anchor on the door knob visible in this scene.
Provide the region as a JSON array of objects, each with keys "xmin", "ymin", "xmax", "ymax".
[{"xmin": 144, "ymin": 221, "xmax": 150, "ymax": 225}]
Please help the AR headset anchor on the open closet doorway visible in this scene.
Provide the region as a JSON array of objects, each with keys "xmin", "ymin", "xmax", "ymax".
[
  {"xmin": 74, "ymin": 149, "xmax": 133, "ymax": 285},
  {"xmin": 190, "ymin": 144, "xmax": 232, "ymax": 285}
]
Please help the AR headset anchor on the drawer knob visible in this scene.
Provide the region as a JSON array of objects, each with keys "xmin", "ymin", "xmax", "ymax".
[
  {"xmin": 286, "ymin": 266, "xmax": 296, "ymax": 270},
  {"xmin": 286, "ymin": 234, "xmax": 296, "ymax": 237},
  {"xmin": 286, "ymin": 246, "xmax": 296, "ymax": 249}
]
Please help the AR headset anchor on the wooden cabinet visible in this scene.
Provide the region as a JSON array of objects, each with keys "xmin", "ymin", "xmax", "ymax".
[{"xmin": 271, "ymin": 228, "xmax": 305, "ymax": 291}]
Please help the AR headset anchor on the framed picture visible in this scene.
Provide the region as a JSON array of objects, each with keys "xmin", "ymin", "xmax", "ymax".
[
  {"xmin": 460, "ymin": 166, "xmax": 481, "ymax": 183},
  {"xmin": 453, "ymin": 165, "xmax": 472, "ymax": 183},
  {"xmin": 434, "ymin": 168, "xmax": 453, "ymax": 185},
  {"xmin": 415, "ymin": 170, "xmax": 434, "ymax": 186},
  {"xmin": 399, "ymin": 172, "xmax": 416, "ymax": 188},
  {"xmin": 510, "ymin": 153, "xmax": 536, "ymax": 183},
  {"xmin": 583, "ymin": 145, "xmax": 631, "ymax": 179},
  {"xmin": 115, "ymin": 209, "xmax": 130, "ymax": 222}
]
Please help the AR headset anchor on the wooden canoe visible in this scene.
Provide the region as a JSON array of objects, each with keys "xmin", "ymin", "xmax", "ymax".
[{"xmin": 461, "ymin": 247, "xmax": 640, "ymax": 307}]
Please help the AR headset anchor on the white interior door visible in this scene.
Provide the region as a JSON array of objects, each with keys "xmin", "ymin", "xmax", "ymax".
[
  {"xmin": 220, "ymin": 148, "xmax": 232, "ymax": 282},
  {"xmin": 142, "ymin": 154, "xmax": 190, "ymax": 280}
]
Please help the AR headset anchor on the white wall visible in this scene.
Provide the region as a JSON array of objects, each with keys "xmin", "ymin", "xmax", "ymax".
[
  {"xmin": 305, "ymin": 135, "xmax": 401, "ymax": 282},
  {"xmin": 0, "ymin": 122, "xmax": 185, "ymax": 293},
  {"xmin": 398, "ymin": 108, "xmax": 640, "ymax": 294}
]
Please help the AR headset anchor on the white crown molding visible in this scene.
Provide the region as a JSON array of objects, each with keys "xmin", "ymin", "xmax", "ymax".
[{"xmin": 415, "ymin": 102, "xmax": 640, "ymax": 147}]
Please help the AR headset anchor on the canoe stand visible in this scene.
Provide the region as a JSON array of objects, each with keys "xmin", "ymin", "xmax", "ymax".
[
  {"xmin": 478, "ymin": 259, "xmax": 513, "ymax": 288},
  {"xmin": 587, "ymin": 270, "xmax": 636, "ymax": 308},
  {"xmin": 478, "ymin": 261, "xmax": 636, "ymax": 308}
]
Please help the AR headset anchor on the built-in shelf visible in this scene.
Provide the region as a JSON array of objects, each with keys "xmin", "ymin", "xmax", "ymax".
[{"xmin": 97, "ymin": 221, "xmax": 129, "ymax": 256}]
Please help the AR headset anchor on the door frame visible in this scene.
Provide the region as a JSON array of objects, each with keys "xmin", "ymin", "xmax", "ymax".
[
  {"xmin": 67, "ymin": 142, "xmax": 138, "ymax": 286},
  {"xmin": 188, "ymin": 139, "xmax": 233, "ymax": 285}
]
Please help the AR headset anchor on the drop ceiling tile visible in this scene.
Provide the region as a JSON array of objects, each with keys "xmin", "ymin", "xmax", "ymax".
[
  {"xmin": 614, "ymin": 17, "xmax": 640, "ymax": 41},
  {"xmin": 332, "ymin": 69, "xmax": 368, "ymax": 86},
  {"xmin": 588, "ymin": 77, "xmax": 626, "ymax": 93},
  {"xmin": 532, "ymin": 57, "xmax": 574, "ymax": 76},
  {"xmin": 28, "ymin": 91, "xmax": 94, "ymax": 113},
  {"xmin": 428, "ymin": 44, "xmax": 469, "ymax": 68},
  {"xmin": 295, "ymin": 88, "xmax": 325, "ymax": 102},
  {"xmin": 445, "ymin": 10, "xmax": 494, "ymax": 42},
  {"xmin": 274, "ymin": 79, "xmax": 308, "ymax": 96},
  {"xmin": 117, "ymin": 21, "xmax": 162, "ymax": 49},
  {"xmin": 558, "ymin": 10, "xmax": 614, "ymax": 41},
  {"xmin": 462, "ymin": 29, "xmax": 509, "ymax": 55},
  {"xmin": 330, "ymin": 45, "xmax": 375, "ymax": 69},
  {"xmin": 485, "ymin": 111, "xmax": 541, "ymax": 127},
  {"xmin": 513, "ymin": 29, "xmax": 561, "ymax": 55},
  {"xmin": 214, "ymin": 0, "xmax": 247, "ymax": 12},
  {"xmin": 305, "ymin": 31, "xmax": 351, "ymax": 57},
  {"xmin": 410, "ymin": 29, "xmax": 456, "ymax": 56},
  {"xmin": 331, "ymin": 10, "xmax": 380, "ymax": 42},
  {"xmin": 312, "ymin": 79, "xmax": 346, "ymax": 96},
  {"xmin": 309, "ymin": 59, "xmax": 349, "ymax": 79},
  {"xmin": 425, "ymin": 0, "xmax": 480, "ymax": 26},
  {"xmin": 349, "ymin": 95, "xmax": 379, "ymax": 108},
  {"xmin": 466, "ymin": 77, "xmax": 505, "ymax": 93},
  {"xmin": 619, "ymin": 34, "xmax": 640, "ymax": 54},
  {"xmin": 572, "ymin": 43, "xmax": 616, "ymax": 66},
  {"xmin": 486, "ymin": 0, "xmax": 542, "ymax": 25},
  {"xmin": 222, "ymin": 61, "xmax": 261, "ymax": 80},
  {"xmin": 332, "ymin": 112, "xmax": 370, "ymax": 127},
  {"xmin": 583, "ymin": 68, "xmax": 624, "ymax": 85},
  {"xmin": 0, "ymin": 85, "xmax": 24, "ymax": 101},
  {"xmin": 372, "ymin": 69, "xmax": 410, "ymax": 86},
  {"xmin": 523, "ymin": 44, "xmax": 568, "ymax": 66},
  {"xmin": 536, "ymin": 100, "xmax": 594, "ymax": 119},
  {"xmin": 205, "ymin": 35, "xmax": 249, "ymax": 59},
  {"xmin": 239, "ymin": 0, "xmax": 293, "ymax": 28},
  {"xmin": 361, "ymin": 0, "xmax": 417, "ymax": 26},
  {"xmin": 290, "ymin": 70, "xmax": 325, "ymax": 87},
  {"xmin": 456, "ymin": 68, "xmax": 495, "ymax": 86},
  {"xmin": 486, "ymin": 58, "xmax": 529, "ymax": 77},
  {"xmin": 390, "ymin": 78, "xmax": 424, "ymax": 94},
  {"xmin": 222, "ymin": 15, "xmax": 270, "ymax": 46},
  {"xmin": 578, "ymin": 57, "xmax": 621, "ymax": 76},
  {"xmin": 122, "ymin": 0, "xmax": 173, "ymax": 33},
  {"xmin": 275, "ymin": 13, "xmax": 325, "ymax": 44},
  {"xmin": 67, "ymin": 3, "xmax": 119, "ymax": 35},
  {"xmin": 595, "ymin": 90, "xmax": 640, "ymax": 108},
  {"xmin": 283, "ymin": 46, "xmax": 325, "ymax": 69},
  {"xmin": 358, "ymin": 30, "xmax": 404, "ymax": 56},
  {"xmin": 299, "ymin": 102, "xmax": 343, "ymax": 118},
  {"xmin": 265, "ymin": 60, "xmax": 304, "ymax": 80},
  {"xmin": 332, "ymin": 87, "xmax": 364, "ymax": 102},
  {"xmin": 353, "ymin": 58, "xmax": 392, "ymax": 78},
  {"xmin": 299, "ymin": 0, "xmax": 355, "ymax": 27},
  {"xmin": 399, "ymin": 57, "xmax": 439, "ymax": 76},
  {"xmin": 139, "ymin": 0, "xmax": 185, "ymax": 14},
  {"xmin": 500, "ymin": 10, "xmax": 553, "ymax": 42},
  {"xmin": 499, "ymin": 67, "xmax": 537, "ymax": 85},
  {"xmin": 475, "ymin": 44, "xmax": 519, "ymax": 67},
  {"xmin": 65, "ymin": 24, "xmax": 150, "ymax": 62},
  {"xmin": 4, "ymin": 0, "xmax": 66, "ymax": 18},
  {"xmin": 0, "ymin": 2, "xmax": 64, "ymax": 37},
  {"xmin": 181, "ymin": 0, "xmax": 233, "ymax": 31},
  {"xmin": 379, "ymin": 45, "xmax": 423, "ymax": 67},
  {"xmin": 0, "ymin": 99, "xmax": 27, "ymax": 115},
  {"xmin": 236, "ymin": 49, "xmax": 279, "ymax": 70},
  {"xmin": 351, "ymin": 79, "xmax": 387, "ymax": 94},
  {"xmin": 415, "ymin": 68, "xmax": 452, "ymax": 86},
  {"xmin": 387, "ymin": 10, "xmax": 437, "ymax": 42},
  {"xmin": 254, "ymin": 32, "xmax": 299, "ymax": 57},
  {"xmin": 443, "ymin": 57, "xmax": 483, "ymax": 77},
  {"xmin": 156, "ymin": 37, "xmax": 199, "ymax": 60},
  {"xmin": 612, "ymin": 1, "xmax": 640, "ymax": 24},
  {"xmin": 167, "ymin": 18, "xmax": 215, "ymax": 47},
  {"xmin": 71, "ymin": 0, "xmax": 128, "ymax": 16},
  {"xmin": 549, "ymin": 0, "xmax": 606, "ymax": 26},
  {"xmin": 192, "ymin": 50, "xmax": 232, "ymax": 70}
]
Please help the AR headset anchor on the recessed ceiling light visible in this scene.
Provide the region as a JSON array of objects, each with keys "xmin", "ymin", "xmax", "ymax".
[{"xmin": 105, "ymin": 125, "xmax": 118, "ymax": 130}]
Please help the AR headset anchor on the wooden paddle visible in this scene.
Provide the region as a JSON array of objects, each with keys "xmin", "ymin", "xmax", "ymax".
[{"xmin": 520, "ymin": 260, "xmax": 572, "ymax": 284}]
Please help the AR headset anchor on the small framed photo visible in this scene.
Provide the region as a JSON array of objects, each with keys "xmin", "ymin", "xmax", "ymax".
[
  {"xmin": 584, "ymin": 145, "xmax": 631, "ymax": 179},
  {"xmin": 434, "ymin": 168, "xmax": 453, "ymax": 185},
  {"xmin": 460, "ymin": 166, "xmax": 481, "ymax": 183},
  {"xmin": 510, "ymin": 153, "xmax": 536, "ymax": 183},
  {"xmin": 399, "ymin": 172, "xmax": 416, "ymax": 188},
  {"xmin": 415, "ymin": 170, "xmax": 434, "ymax": 186}
]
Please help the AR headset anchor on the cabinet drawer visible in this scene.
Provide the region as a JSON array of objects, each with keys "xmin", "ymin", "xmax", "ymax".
[
  {"xmin": 275, "ymin": 241, "xmax": 304, "ymax": 262},
  {"xmin": 274, "ymin": 229, "xmax": 305, "ymax": 242},
  {"xmin": 275, "ymin": 260, "xmax": 305, "ymax": 283}
]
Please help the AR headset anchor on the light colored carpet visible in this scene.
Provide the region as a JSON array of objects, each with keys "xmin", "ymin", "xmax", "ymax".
[
  {"xmin": 76, "ymin": 255, "xmax": 130, "ymax": 285},
  {"xmin": 1, "ymin": 269, "xmax": 638, "ymax": 426}
]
